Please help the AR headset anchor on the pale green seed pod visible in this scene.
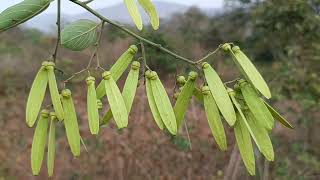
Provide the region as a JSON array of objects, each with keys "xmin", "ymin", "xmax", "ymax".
[
  {"xmin": 138, "ymin": 0, "xmax": 160, "ymax": 30},
  {"xmin": 239, "ymin": 80, "xmax": 274, "ymax": 131},
  {"xmin": 26, "ymin": 61, "xmax": 49, "ymax": 127},
  {"xmin": 61, "ymin": 89, "xmax": 81, "ymax": 157},
  {"xmin": 263, "ymin": 100, "xmax": 293, "ymax": 129},
  {"xmin": 150, "ymin": 71, "xmax": 177, "ymax": 134},
  {"xmin": 103, "ymin": 71, "xmax": 128, "ymax": 128},
  {"xmin": 230, "ymin": 46, "xmax": 271, "ymax": 99},
  {"xmin": 96, "ymin": 45, "xmax": 138, "ymax": 99},
  {"xmin": 202, "ymin": 86, "xmax": 227, "ymax": 151},
  {"xmin": 145, "ymin": 70, "xmax": 164, "ymax": 130},
  {"xmin": 221, "ymin": 43, "xmax": 231, "ymax": 52},
  {"xmin": 174, "ymin": 71, "xmax": 197, "ymax": 128},
  {"xmin": 229, "ymin": 89, "xmax": 255, "ymax": 142},
  {"xmin": 47, "ymin": 112, "xmax": 56, "ymax": 177},
  {"xmin": 234, "ymin": 111, "xmax": 255, "ymax": 176},
  {"xmin": 31, "ymin": 109, "xmax": 49, "ymax": 175},
  {"xmin": 228, "ymin": 88, "xmax": 270, "ymax": 161},
  {"xmin": 244, "ymin": 110, "xmax": 274, "ymax": 161},
  {"xmin": 102, "ymin": 61, "xmax": 140, "ymax": 125},
  {"xmin": 202, "ymin": 62, "xmax": 236, "ymax": 126},
  {"xmin": 177, "ymin": 75, "xmax": 186, "ymax": 87},
  {"xmin": 46, "ymin": 62, "xmax": 64, "ymax": 121},
  {"xmin": 86, "ymin": 76, "xmax": 100, "ymax": 135},
  {"xmin": 124, "ymin": 0, "xmax": 143, "ymax": 30}
]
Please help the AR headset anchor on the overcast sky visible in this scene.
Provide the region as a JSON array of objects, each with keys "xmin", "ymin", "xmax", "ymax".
[{"xmin": 0, "ymin": 0, "xmax": 224, "ymax": 14}]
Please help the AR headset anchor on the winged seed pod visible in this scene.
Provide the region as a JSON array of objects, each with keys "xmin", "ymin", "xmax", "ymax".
[
  {"xmin": 234, "ymin": 112, "xmax": 255, "ymax": 175},
  {"xmin": 47, "ymin": 112, "xmax": 56, "ymax": 177},
  {"xmin": 174, "ymin": 71, "xmax": 198, "ymax": 128},
  {"xmin": 86, "ymin": 76, "xmax": 100, "ymax": 135},
  {"xmin": 150, "ymin": 71, "xmax": 177, "ymax": 135},
  {"xmin": 31, "ymin": 109, "xmax": 49, "ymax": 176},
  {"xmin": 45, "ymin": 62, "xmax": 64, "ymax": 120},
  {"xmin": 202, "ymin": 62, "xmax": 236, "ymax": 126},
  {"xmin": 124, "ymin": 0, "xmax": 143, "ymax": 30},
  {"xmin": 239, "ymin": 80, "xmax": 274, "ymax": 131},
  {"xmin": 228, "ymin": 88, "xmax": 261, "ymax": 151},
  {"xmin": 102, "ymin": 61, "xmax": 140, "ymax": 124},
  {"xmin": 177, "ymin": 76, "xmax": 186, "ymax": 87},
  {"xmin": 145, "ymin": 70, "xmax": 164, "ymax": 130},
  {"xmin": 138, "ymin": 0, "xmax": 160, "ymax": 30},
  {"xmin": 26, "ymin": 61, "xmax": 49, "ymax": 127},
  {"xmin": 263, "ymin": 100, "xmax": 294, "ymax": 129},
  {"xmin": 103, "ymin": 71, "xmax": 129, "ymax": 128},
  {"xmin": 244, "ymin": 110, "xmax": 274, "ymax": 161},
  {"xmin": 61, "ymin": 89, "xmax": 81, "ymax": 157},
  {"xmin": 202, "ymin": 86, "xmax": 227, "ymax": 151},
  {"xmin": 222, "ymin": 43, "xmax": 271, "ymax": 99},
  {"xmin": 96, "ymin": 45, "xmax": 138, "ymax": 99}
]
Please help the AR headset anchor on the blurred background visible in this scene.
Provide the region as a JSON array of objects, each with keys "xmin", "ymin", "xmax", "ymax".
[{"xmin": 0, "ymin": 0, "xmax": 320, "ymax": 179}]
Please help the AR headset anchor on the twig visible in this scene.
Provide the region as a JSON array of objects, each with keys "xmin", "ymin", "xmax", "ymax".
[
  {"xmin": 82, "ymin": 0, "xmax": 95, "ymax": 4},
  {"xmin": 70, "ymin": 0, "xmax": 197, "ymax": 66},
  {"xmin": 195, "ymin": 46, "xmax": 221, "ymax": 64},
  {"xmin": 95, "ymin": 22, "xmax": 105, "ymax": 71},
  {"xmin": 140, "ymin": 41, "xmax": 151, "ymax": 71},
  {"xmin": 184, "ymin": 120, "xmax": 192, "ymax": 150},
  {"xmin": 63, "ymin": 22, "xmax": 105, "ymax": 84},
  {"xmin": 224, "ymin": 78, "xmax": 240, "ymax": 85},
  {"xmin": 52, "ymin": 0, "xmax": 61, "ymax": 63}
]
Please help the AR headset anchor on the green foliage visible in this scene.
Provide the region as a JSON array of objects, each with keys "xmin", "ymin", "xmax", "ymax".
[
  {"xmin": 0, "ymin": 0, "xmax": 51, "ymax": 32},
  {"xmin": 61, "ymin": 19, "xmax": 99, "ymax": 51}
]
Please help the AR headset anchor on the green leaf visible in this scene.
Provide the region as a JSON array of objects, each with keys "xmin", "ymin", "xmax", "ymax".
[
  {"xmin": 124, "ymin": 0, "xmax": 143, "ymax": 30},
  {"xmin": 47, "ymin": 62, "xmax": 64, "ymax": 121},
  {"xmin": 31, "ymin": 109, "xmax": 49, "ymax": 176},
  {"xmin": 26, "ymin": 62, "xmax": 48, "ymax": 127},
  {"xmin": 234, "ymin": 112, "xmax": 255, "ymax": 176},
  {"xmin": 239, "ymin": 80, "xmax": 274, "ymax": 131},
  {"xmin": 86, "ymin": 76, "xmax": 100, "ymax": 135},
  {"xmin": 61, "ymin": 19, "xmax": 98, "ymax": 51},
  {"xmin": 47, "ymin": 113, "xmax": 56, "ymax": 177},
  {"xmin": 102, "ymin": 61, "xmax": 140, "ymax": 124},
  {"xmin": 61, "ymin": 89, "xmax": 81, "ymax": 157},
  {"xmin": 0, "ymin": 0, "xmax": 51, "ymax": 32},
  {"xmin": 145, "ymin": 71, "xmax": 164, "ymax": 130},
  {"xmin": 174, "ymin": 71, "xmax": 197, "ymax": 128},
  {"xmin": 150, "ymin": 71, "xmax": 177, "ymax": 135},
  {"xmin": 96, "ymin": 45, "xmax": 138, "ymax": 99},
  {"xmin": 245, "ymin": 110, "xmax": 274, "ymax": 161},
  {"xmin": 202, "ymin": 62, "xmax": 236, "ymax": 126},
  {"xmin": 103, "ymin": 71, "xmax": 128, "ymax": 128},
  {"xmin": 202, "ymin": 86, "xmax": 227, "ymax": 151},
  {"xmin": 228, "ymin": 45, "xmax": 271, "ymax": 99},
  {"xmin": 138, "ymin": 0, "xmax": 160, "ymax": 30},
  {"xmin": 263, "ymin": 100, "xmax": 294, "ymax": 129}
]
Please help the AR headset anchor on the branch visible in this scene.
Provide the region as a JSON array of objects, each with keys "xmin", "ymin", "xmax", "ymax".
[
  {"xmin": 70, "ymin": 0, "xmax": 197, "ymax": 65},
  {"xmin": 82, "ymin": 0, "xmax": 95, "ymax": 4},
  {"xmin": 52, "ymin": 0, "xmax": 61, "ymax": 63}
]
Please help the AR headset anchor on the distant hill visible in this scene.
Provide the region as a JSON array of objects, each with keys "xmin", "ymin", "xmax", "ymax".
[{"xmin": 23, "ymin": 1, "xmax": 221, "ymax": 34}]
